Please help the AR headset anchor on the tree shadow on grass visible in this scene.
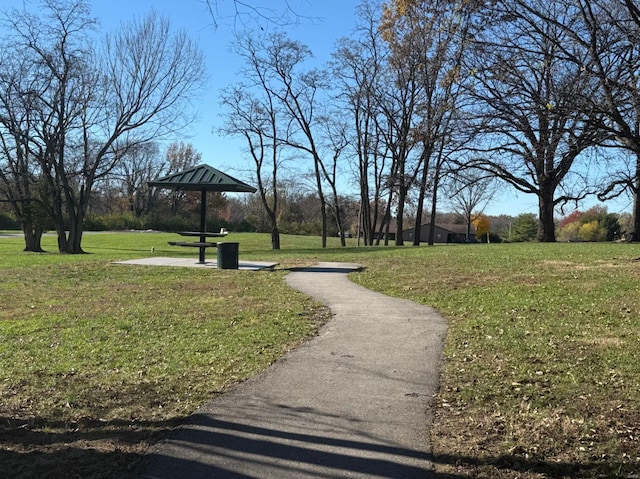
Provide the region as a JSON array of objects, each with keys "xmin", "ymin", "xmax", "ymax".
[
  {"xmin": 0, "ymin": 416, "xmax": 184, "ymax": 479},
  {"xmin": 132, "ymin": 403, "xmax": 632, "ymax": 479},
  {"xmin": 1, "ymin": 412, "xmax": 630, "ymax": 479},
  {"xmin": 135, "ymin": 410, "xmax": 433, "ymax": 479}
]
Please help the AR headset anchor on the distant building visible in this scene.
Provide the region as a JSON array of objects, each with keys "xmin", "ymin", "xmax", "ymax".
[
  {"xmin": 372, "ymin": 231, "xmax": 396, "ymax": 241},
  {"xmin": 402, "ymin": 223, "xmax": 476, "ymax": 244}
]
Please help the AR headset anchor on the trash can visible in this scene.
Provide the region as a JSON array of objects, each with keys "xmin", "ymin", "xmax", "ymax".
[{"xmin": 217, "ymin": 242, "xmax": 239, "ymax": 269}]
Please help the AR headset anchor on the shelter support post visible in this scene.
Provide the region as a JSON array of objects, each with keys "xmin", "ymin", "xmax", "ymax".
[{"xmin": 199, "ymin": 188, "xmax": 207, "ymax": 263}]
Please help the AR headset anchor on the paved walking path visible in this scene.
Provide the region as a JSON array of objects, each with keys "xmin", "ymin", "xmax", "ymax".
[{"xmin": 135, "ymin": 262, "xmax": 447, "ymax": 479}]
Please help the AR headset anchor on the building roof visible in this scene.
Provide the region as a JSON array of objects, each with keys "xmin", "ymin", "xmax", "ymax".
[
  {"xmin": 402, "ymin": 223, "xmax": 475, "ymax": 234},
  {"xmin": 148, "ymin": 164, "xmax": 257, "ymax": 193},
  {"xmin": 436, "ymin": 223, "xmax": 475, "ymax": 235}
]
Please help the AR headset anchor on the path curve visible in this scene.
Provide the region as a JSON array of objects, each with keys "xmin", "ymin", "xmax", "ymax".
[{"xmin": 136, "ymin": 262, "xmax": 447, "ymax": 479}]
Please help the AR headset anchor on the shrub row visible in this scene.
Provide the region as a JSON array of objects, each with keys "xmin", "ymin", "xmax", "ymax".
[{"xmin": 84, "ymin": 213, "xmax": 255, "ymax": 233}]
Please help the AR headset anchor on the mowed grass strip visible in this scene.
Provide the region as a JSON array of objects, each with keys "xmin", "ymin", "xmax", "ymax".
[
  {"xmin": 1, "ymin": 233, "xmax": 640, "ymax": 478},
  {"xmin": 0, "ymin": 233, "xmax": 330, "ymax": 478},
  {"xmin": 353, "ymin": 242, "xmax": 640, "ymax": 479}
]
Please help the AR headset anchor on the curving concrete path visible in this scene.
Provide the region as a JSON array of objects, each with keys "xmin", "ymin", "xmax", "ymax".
[{"xmin": 136, "ymin": 262, "xmax": 447, "ymax": 479}]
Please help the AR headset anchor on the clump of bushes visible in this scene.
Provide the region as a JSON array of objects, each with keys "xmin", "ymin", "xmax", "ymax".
[{"xmin": 557, "ymin": 206, "xmax": 623, "ymax": 242}]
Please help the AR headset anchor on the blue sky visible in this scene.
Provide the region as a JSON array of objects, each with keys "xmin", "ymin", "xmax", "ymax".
[
  {"xmin": 1, "ymin": 0, "xmax": 633, "ymax": 218},
  {"xmin": 3, "ymin": 0, "xmax": 362, "ymax": 198},
  {"xmin": 89, "ymin": 0, "xmax": 357, "ymax": 189}
]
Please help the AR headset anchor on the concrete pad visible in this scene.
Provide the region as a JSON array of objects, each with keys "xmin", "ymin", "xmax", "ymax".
[
  {"xmin": 113, "ymin": 256, "xmax": 278, "ymax": 271},
  {"xmin": 135, "ymin": 262, "xmax": 447, "ymax": 479}
]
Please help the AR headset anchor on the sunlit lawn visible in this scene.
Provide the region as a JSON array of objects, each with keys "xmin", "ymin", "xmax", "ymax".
[
  {"xmin": 1, "ymin": 231, "xmax": 639, "ymax": 478},
  {"xmin": 354, "ymin": 242, "xmax": 640, "ymax": 478}
]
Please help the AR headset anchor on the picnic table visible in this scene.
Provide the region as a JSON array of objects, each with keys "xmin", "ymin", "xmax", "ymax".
[
  {"xmin": 177, "ymin": 231, "xmax": 229, "ymax": 238},
  {"xmin": 168, "ymin": 229, "xmax": 233, "ymax": 265},
  {"xmin": 148, "ymin": 165, "xmax": 257, "ymax": 270}
]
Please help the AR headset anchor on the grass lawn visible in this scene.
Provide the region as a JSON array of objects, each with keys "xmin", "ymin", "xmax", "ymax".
[{"xmin": 1, "ymin": 231, "xmax": 639, "ymax": 478}]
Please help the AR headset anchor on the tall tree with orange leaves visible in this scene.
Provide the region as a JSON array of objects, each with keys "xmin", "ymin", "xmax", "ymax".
[{"xmin": 472, "ymin": 213, "xmax": 490, "ymax": 242}]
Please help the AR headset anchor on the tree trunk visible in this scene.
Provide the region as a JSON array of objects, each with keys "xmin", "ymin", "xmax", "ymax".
[
  {"xmin": 258, "ymin": 176, "xmax": 280, "ymax": 250},
  {"xmin": 43, "ymin": 168, "xmax": 72, "ymax": 253},
  {"xmin": 631, "ymin": 188, "xmax": 640, "ymax": 242},
  {"xmin": 53, "ymin": 208, "xmax": 69, "ymax": 253},
  {"xmin": 48, "ymin": 179, "xmax": 91, "ymax": 254},
  {"xmin": 428, "ymin": 189, "xmax": 438, "ymax": 246},
  {"xmin": 22, "ymin": 223, "xmax": 45, "ymax": 252},
  {"xmin": 631, "ymin": 157, "xmax": 640, "ymax": 242},
  {"xmin": 413, "ymin": 173, "xmax": 428, "ymax": 246},
  {"xmin": 312, "ymin": 156, "xmax": 328, "ymax": 248},
  {"xmin": 59, "ymin": 183, "xmax": 89, "ymax": 254},
  {"xmin": 271, "ymin": 225, "xmax": 281, "ymax": 250},
  {"xmin": 395, "ymin": 184, "xmax": 407, "ymax": 246},
  {"xmin": 537, "ymin": 188, "xmax": 556, "ymax": 242},
  {"xmin": 65, "ymin": 210, "xmax": 86, "ymax": 254},
  {"xmin": 380, "ymin": 190, "xmax": 394, "ymax": 246},
  {"xmin": 413, "ymin": 145, "xmax": 433, "ymax": 246},
  {"xmin": 319, "ymin": 200, "xmax": 327, "ymax": 248},
  {"xmin": 329, "ymin": 187, "xmax": 346, "ymax": 247},
  {"xmin": 359, "ymin": 153, "xmax": 372, "ymax": 245},
  {"xmin": 265, "ymin": 206, "xmax": 280, "ymax": 250},
  {"xmin": 428, "ymin": 164, "xmax": 442, "ymax": 246},
  {"xmin": 15, "ymin": 195, "xmax": 46, "ymax": 252},
  {"xmin": 412, "ymin": 200, "xmax": 424, "ymax": 247},
  {"xmin": 368, "ymin": 202, "xmax": 377, "ymax": 246},
  {"xmin": 383, "ymin": 221, "xmax": 391, "ymax": 246},
  {"xmin": 336, "ymin": 210, "xmax": 346, "ymax": 247},
  {"xmin": 360, "ymin": 195, "xmax": 371, "ymax": 246}
]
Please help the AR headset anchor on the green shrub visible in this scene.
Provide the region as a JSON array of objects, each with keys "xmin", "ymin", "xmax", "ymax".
[
  {"xmin": 84, "ymin": 213, "xmax": 143, "ymax": 231},
  {"xmin": 0, "ymin": 211, "xmax": 19, "ymax": 229},
  {"xmin": 511, "ymin": 213, "xmax": 538, "ymax": 242},
  {"xmin": 143, "ymin": 214, "xmax": 196, "ymax": 232}
]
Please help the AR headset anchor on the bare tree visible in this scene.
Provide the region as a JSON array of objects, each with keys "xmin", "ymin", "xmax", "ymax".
[
  {"xmin": 319, "ymin": 112, "xmax": 350, "ymax": 246},
  {"xmin": 222, "ymin": 86, "xmax": 280, "ymax": 250},
  {"xmin": 497, "ymin": 0, "xmax": 640, "ymax": 240},
  {"xmin": 380, "ymin": 0, "xmax": 473, "ymax": 247},
  {"xmin": 204, "ymin": 0, "xmax": 310, "ymax": 30},
  {"xmin": 220, "ymin": 37, "xmax": 285, "ymax": 249},
  {"xmin": 163, "ymin": 142, "xmax": 202, "ymax": 215},
  {"xmin": 2, "ymin": 1, "xmax": 205, "ymax": 253},
  {"xmin": 556, "ymin": 0, "xmax": 640, "ymax": 240},
  {"xmin": 463, "ymin": 0, "xmax": 605, "ymax": 242},
  {"xmin": 107, "ymin": 142, "xmax": 163, "ymax": 217},
  {"xmin": 372, "ymin": 38, "xmax": 423, "ymax": 246},
  {"xmin": 264, "ymin": 33, "xmax": 335, "ymax": 247},
  {"xmin": 227, "ymin": 32, "xmax": 334, "ymax": 247},
  {"xmin": 331, "ymin": 0, "xmax": 391, "ymax": 246},
  {"xmin": 447, "ymin": 170, "xmax": 497, "ymax": 240},
  {"xmin": 0, "ymin": 53, "xmax": 48, "ymax": 251}
]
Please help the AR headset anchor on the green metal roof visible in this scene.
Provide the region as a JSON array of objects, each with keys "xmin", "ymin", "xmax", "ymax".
[{"xmin": 148, "ymin": 164, "xmax": 256, "ymax": 192}]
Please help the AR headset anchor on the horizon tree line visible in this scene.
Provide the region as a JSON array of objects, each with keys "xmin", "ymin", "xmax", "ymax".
[
  {"xmin": 218, "ymin": 0, "xmax": 640, "ymax": 247},
  {"xmin": 2, "ymin": 0, "xmax": 640, "ymax": 252}
]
